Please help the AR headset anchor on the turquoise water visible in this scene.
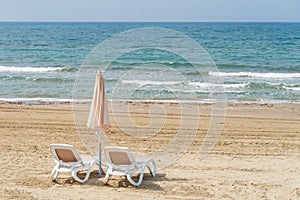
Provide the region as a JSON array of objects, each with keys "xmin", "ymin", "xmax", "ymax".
[{"xmin": 0, "ymin": 22, "xmax": 299, "ymax": 104}]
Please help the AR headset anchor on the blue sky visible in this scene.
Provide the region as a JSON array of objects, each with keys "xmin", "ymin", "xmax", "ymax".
[{"xmin": 0, "ymin": 0, "xmax": 299, "ymax": 22}]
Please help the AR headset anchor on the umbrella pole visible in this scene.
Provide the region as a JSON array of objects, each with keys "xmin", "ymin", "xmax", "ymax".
[{"xmin": 97, "ymin": 130, "xmax": 102, "ymax": 178}]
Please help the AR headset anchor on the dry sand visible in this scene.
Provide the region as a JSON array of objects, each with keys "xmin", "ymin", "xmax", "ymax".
[{"xmin": 0, "ymin": 102, "xmax": 299, "ymax": 199}]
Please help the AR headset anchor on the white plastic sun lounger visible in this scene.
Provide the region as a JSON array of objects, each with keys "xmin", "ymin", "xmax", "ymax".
[
  {"xmin": 104, "ymin": 146, "xmax": 156, "ymax": 187},
  {"xmin": 50, "ymin": 144, "xmax": 98, "ymax": 183}
]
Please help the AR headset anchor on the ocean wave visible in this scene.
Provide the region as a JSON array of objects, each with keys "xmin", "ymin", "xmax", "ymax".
[
  {"xmin": 109, "ymin": 98, "xmax": 300, "ymax": 105},
  {"xmin": 246, "ymin": 82, "xmax": 300, "ymax": 91},
  {"xmin": 57, "ymin": 67, "xmax": 78, "ymax": 72},
  {"xmin": 1, "ymin": 97, "xmax": 298, "ymax": 105},
  {"xmin": 189, "ymin": 81, "xmax": 300, "ymax": 93},
  {"xmin": 0, "ymin": 75, "xmax": 74, "ymax": 83},
  {"xmin": 282, "ymin": 86, "xmax": 300, "ymax": 91},
  {"xmin": 0, "ymin": 75, "xmax": 27, "ymax": 81},
  {"xmin": 189, "ymin": 82, "xmax": 246, "ymax": 89},
  {"xmin": 0, "ymin": 97, "xmax": 223, "ymax": 105},
  {"xmin": 109, "ymin": 60, "xmax": 191, "ymax": 68},
  {"xmin": 121, "ymin": 80, "xmax": 183, "ymax": 86},
  {"xmin": 120, "ymin": 86, "xmax": 240, "ymax": 95},
  {"xmin": 31, "ymin": 77, "xmax": 74, "ymax": 83},
  {"xmin": 209, "ymin": 71, "xmax": 300, "ymax": 78},
  {"xmin": 120, "ymin": 80, "xmax": 245, "ymax": 88},
  {"xmin": 0, "ymin": 97, "xmax": 89, "ymax": 104},
  {"xmin": 0, "ymin": 66, "xmax": 78, "ymax": 73},
  {"xmin": 119, "ymin": 80, "xmax": 300, "ymax": 92}
]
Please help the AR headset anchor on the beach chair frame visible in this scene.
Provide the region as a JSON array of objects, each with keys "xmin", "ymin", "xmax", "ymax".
[
  {"xmin": 104, "ymin": 146, "xmax": 156, "ymax": 187},
  {"xmin": 50, "ymin": 144, "xmax": 98, "ymax": 183}
]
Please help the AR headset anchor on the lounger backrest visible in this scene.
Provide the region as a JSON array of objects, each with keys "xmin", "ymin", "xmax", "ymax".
[
  {"xmin": 50, "ymin": 144, "xmax": 81, "ymax": 164},
  {"xmin": 109, "ymin": 151, "xmax": 131, "ymax": 165},
  {"xmin": 104, "ymin": 146, "xmax": 136, "ymax": 167},
  {"xmin": 55, "ymin": 149, "xmax": 78, "ymax": 162}
]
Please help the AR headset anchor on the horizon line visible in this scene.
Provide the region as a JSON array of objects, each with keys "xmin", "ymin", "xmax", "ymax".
[{"xmin": 0, "ymin": 20, "xmax": 300, "ymax": 23}]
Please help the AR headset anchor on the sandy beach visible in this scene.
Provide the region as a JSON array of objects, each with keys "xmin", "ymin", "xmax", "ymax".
[{"xmin": 0, "ymin": 102, "xmax": 299, "ymax": 199}]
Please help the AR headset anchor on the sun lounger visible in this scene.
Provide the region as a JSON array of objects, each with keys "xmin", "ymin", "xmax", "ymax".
[
  {"xmin": 50, "ymin": 144, "xmax": 98, "ymax": 183},
  {"xmin": 103, "ymin": 146, "xmax": 156, "ymax": 187}
]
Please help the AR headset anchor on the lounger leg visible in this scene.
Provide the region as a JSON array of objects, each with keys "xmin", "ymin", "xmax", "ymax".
[
  {"xmin": 127, "ymin": 166, "xmax": 145, "ymax": 187},
  {"xmin": 72, "ymin": 160, "xmax": 97, "ymax": 183},
  {"xmin": 82, "ymin": 160, "xmax": 97, "ymax": 183},
  {"xmin": 147, "ymin": 159, "xmax": 156, "ymax": 177},
  {"xmin": 103, "ymin": 167, "xmax": 112, "ymax": 184},
  {"xmin": 51, "ymin": 164, "xmax": 59, "ymax": 181},
  {"xmin": 72, "ymin": 170, "xmax": 84, "ymax": 183}
]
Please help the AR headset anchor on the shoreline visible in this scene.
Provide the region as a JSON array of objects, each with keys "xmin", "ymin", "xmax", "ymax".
[{"xmin": 1, "ymin": 98, "xmax": 300, "ymax": 105}]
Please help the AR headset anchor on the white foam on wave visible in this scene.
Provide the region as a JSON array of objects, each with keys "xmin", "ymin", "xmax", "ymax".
[
  {"xmin": 1, "ymin": 97, "xmax": 299, "ymax": 105},
  {"xmin": 122, "ymin": 80, "xmax": 247, "ymax": 89},
  {"xmin": 110, "ymin": 98, "xmax": 300, "ymax": 105},
  {"xmin": 282, "ymin": 86, "xmax": 300, "ymax": 91},
  {"xmin": 209, "ymin": 71, "xmax": 300, "ymax": 78},
  {"xmin": 0, "ymin": 98, "xmax": 89, "ymax": 104},
  {"xmin": 121, "ymin": 80, "xmax": 183, "ymax": 86},
  {"xmin": 109, "ymin": 98, "xmax": 220, "ymax": 104},
  {"xmin": 0, "ymin": 66, "xmax": 64, "ymax": 73},
  {"xmin": 189, "ymin": 82, "xmax": 246, "ymax": 89}
]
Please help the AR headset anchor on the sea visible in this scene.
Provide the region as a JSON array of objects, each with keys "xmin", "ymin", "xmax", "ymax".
[{"xmin": 0, "ymin": 22, "xmax": 299, "ymax": 104}]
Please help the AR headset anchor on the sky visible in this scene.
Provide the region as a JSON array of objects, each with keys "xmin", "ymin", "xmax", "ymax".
[{"xmin": 0, "ymin": 0, "xmax": 299, "ymax": 22}]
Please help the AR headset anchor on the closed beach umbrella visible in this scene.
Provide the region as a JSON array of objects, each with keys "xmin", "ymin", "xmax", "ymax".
[{"xmin": 87, "ymin": 73, "xmax": 110, "ymax": 177}]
